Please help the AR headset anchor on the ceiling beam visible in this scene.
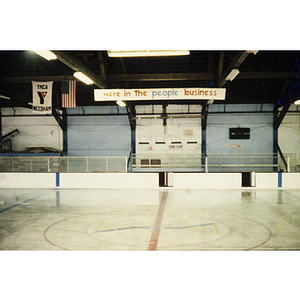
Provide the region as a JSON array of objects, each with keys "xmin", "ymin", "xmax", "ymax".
[
  {"xmin": 2, "ymin": 76, "xmax": 76, "ymax": 84},
  {"xmin": 218, "ymin": 51, "xmax": 224, "ymax": 79},
  {"xmin": 52, "ymin": 51, "xmax": 107, "ymax": 89},
  {"xmin": 108, "ymin": 71, "xmax": 298, "ymax": 82},
  {"xmin": 238, "ymin": 72, "xmax": 299, "ymax": 80},
  {"xmin": 97, "ymin": 51, "xmax": 106, "ymax": 82},
  {"xmin": 120, "ymin": 58, "xmax": 127, "ymax": 74},
  {"xmin": 119, "ymin": 58, "xmax": 129, "ymax": 88},
  {"xmin": 109, "ymin": 73, "xmax": 214, "ymax": 82},
  {"xmin": 33, "ymin": 56, "xmax": 48, "ymax": 76},
  {"xmin": 218, "ymin": 51, "xmax": 250, "ymax": 87},
  {"xmin": 2, "ymin": 72, "xmax": 298, "ymax": 84}
]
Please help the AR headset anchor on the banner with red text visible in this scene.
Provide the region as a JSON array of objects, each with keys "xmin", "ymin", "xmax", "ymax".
[{"xmin": 94, "ymin": 88, "xmax": 226, "ymax": 102}]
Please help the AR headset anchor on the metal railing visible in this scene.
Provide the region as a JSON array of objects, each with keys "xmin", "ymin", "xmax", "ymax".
[
  {"xmin": 278, "ymin": 153, "xmax": 298, "ymax": 172},
  {"xmin": 0, "ymin": 153, "xmax": 297, "ymax": 173},
  {"xmin": 0, "ymin": 156, "xmax": 128, "ymax": 173},
  {"xmin": 131, "ymin": 153, "xmax": 296, "ymax": 172},
  {"xmin": 207, "ymin": 153, "xmax": 278, "ymax": 172},
  {"xmin": 131, "ymin": 153, "xmax": 202, "ymax": 170}
]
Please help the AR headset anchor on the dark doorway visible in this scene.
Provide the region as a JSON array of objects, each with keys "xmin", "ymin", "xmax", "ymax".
[
  {"xmin": 242, "ymin": 172, "xmax": 251, "ymax": 187},
  {"xmin": 159, "ymin": 172, "xmax": 165, "ymax": 187}
]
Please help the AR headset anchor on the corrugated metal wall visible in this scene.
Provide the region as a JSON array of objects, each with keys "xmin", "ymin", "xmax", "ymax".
[{"xmin": 67, "ymin": 106, "xmax": 131, "ymax": 156}]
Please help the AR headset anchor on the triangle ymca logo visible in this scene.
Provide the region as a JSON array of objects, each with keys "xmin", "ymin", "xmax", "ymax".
[{"xmin": 37, "ymin": 91, "xmax": 47, "ymax": 105}]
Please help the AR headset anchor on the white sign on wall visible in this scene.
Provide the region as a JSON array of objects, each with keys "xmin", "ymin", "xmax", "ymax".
[
  {"xmin": 94, "ymin": 88, "xmax": 226, "ymax": 102},
  {"xmin": 228, "ymin": 144, "xmax": 243, "ymax": 149},
  {"xmin": 32, "ymin": 81, "xmax": 53, "ymax": 113}
]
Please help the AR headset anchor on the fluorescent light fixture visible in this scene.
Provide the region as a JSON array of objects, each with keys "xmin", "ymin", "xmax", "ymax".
[
  {"xmin": 116, "ymin": 100, "xmax": 126, "ymax": 107},
  {"xmin": 294, "ymin": 99, "xmax": 300, "ymax": 105},
  {"xmin": 107, "ymin": 50, "xmax": 190, "ymax": 57},
  {"xmin": 33, "ymin": 50, "xmax": 57, "ymax": 61},
  {"xmin": 0, "ymin": 95, "xmax": 10, "ymax": 100},
  {"xmin": 247, "ymin": 50, "xmax": 259, "ymax": 55},
  {"xmin": 226, "ymin": 69, "xmax": 240, "ymax": 81},
  {"xmin": 73, "ymin": 72, "xmax": 94, "ymax": 85}
]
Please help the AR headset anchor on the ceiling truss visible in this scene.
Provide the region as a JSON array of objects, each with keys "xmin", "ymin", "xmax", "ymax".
[{"xmin": 0, "ymin": 50, "xmax": 299, "ymax": 108}]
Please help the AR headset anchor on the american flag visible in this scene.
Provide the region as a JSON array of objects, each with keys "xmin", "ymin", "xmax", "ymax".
[{"xmin": 61, "ymin": 81, "xmax": 77, "ymax": 108}]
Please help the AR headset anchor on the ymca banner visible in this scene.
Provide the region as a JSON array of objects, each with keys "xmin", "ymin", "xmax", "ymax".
[
  {"xmin": 94, "ymin": 87, "xmax": 226, "ymax": 102},
  {"xmin": 32, "ymin": 81, "xmax": 53, "ymax": 113}
]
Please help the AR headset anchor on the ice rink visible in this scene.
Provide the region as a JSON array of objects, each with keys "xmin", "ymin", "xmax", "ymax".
[{"xmin": 1, "ymin": 188, "xmax": 300, "ymax": 250}]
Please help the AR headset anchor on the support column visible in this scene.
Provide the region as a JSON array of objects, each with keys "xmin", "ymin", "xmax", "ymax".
[
  {"xmin": 0, "ymin": 107, "xmax": 2, "ymax": 138},
  {"xmin": 274, "ymin": 102, "xmax": 291, "ymax": 172},
  {"xmin": 273, "ymin": 105, "xmax": 279, "ymax": 171},
  {"xmin": 132, "ymin": 106, "xmax": 136, "ymax": 155},
  {"xmin": 126, "ymin": 104, "xmax": 136, "ymax": 172},
  {"xmin": 275, "ymin": 103, "xmax": 291, "ymax": 129},
  {"xmin": 201, "ymin": 104, "xmax": 208, "ymax": 170},
  {"xmin": 62, "ymin": 108, "xmax": 68, "ymax": 155}
]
